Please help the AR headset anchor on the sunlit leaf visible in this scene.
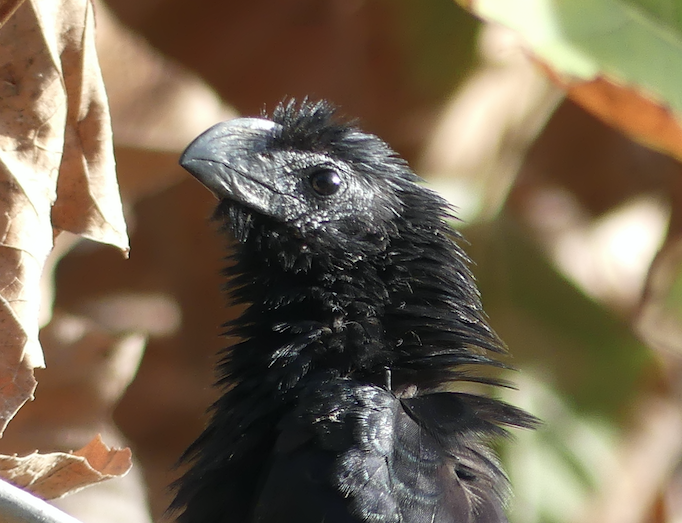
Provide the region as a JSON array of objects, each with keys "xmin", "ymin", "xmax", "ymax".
[{"xmin": 457, "ymin": 0, "xmax": 682, "ymax": 161}]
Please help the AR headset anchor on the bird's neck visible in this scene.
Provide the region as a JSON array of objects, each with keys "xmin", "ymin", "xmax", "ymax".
[
  {"xmin": 222, "ymin": 212, "xmax": 500, "ymax": 399},
  {"xmin": 225, "ymin": 244, "xmax": 393, "ymax": 398}
]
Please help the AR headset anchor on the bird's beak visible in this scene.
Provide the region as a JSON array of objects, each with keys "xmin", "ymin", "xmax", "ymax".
[{"xmin": 179, "ymin": 118, "xmax": 282, "ymax": 211}]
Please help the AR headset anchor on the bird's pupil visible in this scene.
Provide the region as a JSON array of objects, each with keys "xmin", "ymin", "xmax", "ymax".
[{"xmin": 310, "ymin": 169, "xmax": 342, "ymax": 196}]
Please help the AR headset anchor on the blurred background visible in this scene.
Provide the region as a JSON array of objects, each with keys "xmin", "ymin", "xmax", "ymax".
[{"xmin": 3, "ymin": 0, "xmax": 681, "ymax": 522}]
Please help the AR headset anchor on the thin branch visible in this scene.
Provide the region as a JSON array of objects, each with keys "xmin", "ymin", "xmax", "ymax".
[{"xmin": 0, "ymin": 479, "xmax": 82, "ymax": 523}]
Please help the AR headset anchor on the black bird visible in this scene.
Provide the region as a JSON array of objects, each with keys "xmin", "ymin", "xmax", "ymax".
[{"xmin": 174, "ymin": 100, "xmax": 537, "ymax": 523}]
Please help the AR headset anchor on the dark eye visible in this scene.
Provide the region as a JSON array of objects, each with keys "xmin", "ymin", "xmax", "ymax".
[
  {"xmin": 454, "ymin": 465, "xmax": 476, "ymax": 482},
  {"xmin": 309, "ymin": 169, "xmax": 342, "ymax": 196}
]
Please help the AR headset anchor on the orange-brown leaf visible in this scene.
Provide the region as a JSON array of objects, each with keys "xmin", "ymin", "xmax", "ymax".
[{"xmin": 553, "ymin": 73, "xmax": 682, "ymax": 165}]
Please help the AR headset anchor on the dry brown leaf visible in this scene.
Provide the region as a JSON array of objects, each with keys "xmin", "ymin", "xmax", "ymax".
[
  {"xmin": 0, "ymin": 434, "xmax": 131, "ymax": 500},
  {"xmin": 0, "ymin": 311, "xmax": 149, "ymax": 520},
  {"xmin": 49, "ymin": 0, "xmax": 128, "ymax": 249},
  {"xmin": 0, "ymin": 0, "xmax": 128, "ymax": 433}
]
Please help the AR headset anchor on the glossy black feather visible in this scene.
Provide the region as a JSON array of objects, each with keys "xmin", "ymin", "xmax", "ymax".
[{"xmin": 173, "ymin": 99, "xmax": 538, "ymax": 523}]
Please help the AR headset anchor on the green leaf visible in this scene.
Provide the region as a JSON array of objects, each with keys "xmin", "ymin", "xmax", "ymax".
[{"xmin": 467, "ymin": 0, "xmax": 682, "ymax": 115}]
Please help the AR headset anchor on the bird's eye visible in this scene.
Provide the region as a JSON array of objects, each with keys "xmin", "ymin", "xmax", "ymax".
[
  {"xmin": 309, "ymin": 169, "xmax": 342, "ymax": 196},
  {"xmin": 454, "ymin": 465, "xmax": 476, "ymax": 482}
]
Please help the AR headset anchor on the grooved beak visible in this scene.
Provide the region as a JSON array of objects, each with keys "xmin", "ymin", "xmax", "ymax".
[{"xmin": 179, "ymin": 118, "xmax": 282, "ymax": 210}]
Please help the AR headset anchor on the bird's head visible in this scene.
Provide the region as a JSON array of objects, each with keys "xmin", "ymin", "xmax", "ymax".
[
  {"xmin": 181, "ymin": 99, "xmax": 508, "ymax": 388},
  {"xmin": 180, "ymin": 100, "xmax": 435, "ymax": 261}
]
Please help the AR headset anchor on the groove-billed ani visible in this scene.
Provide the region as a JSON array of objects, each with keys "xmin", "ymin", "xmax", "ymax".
[{"xmin": 174, "ymin": 99, "xmax": 537, "ymax": 523}]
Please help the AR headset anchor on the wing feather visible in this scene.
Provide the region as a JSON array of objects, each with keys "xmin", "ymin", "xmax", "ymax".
[{"xmin": 254, "ymin": 377, "xmax": 532, "ymax": 523}]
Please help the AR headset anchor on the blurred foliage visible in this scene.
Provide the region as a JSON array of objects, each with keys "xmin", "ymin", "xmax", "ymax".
[
  {"xmin": 391, "ymin": 0, "xmax": 480, "ymax": 98},
  {"xmin": 665, "ymin": 264, "xmax": 682, "ymax": 322},
  {"xmin": 503, "ymin": 377, "xmax": 619, "ymax": 523},
  {"xmin": 460, "ymin": 0, "xmax": 682, "ymax": 163},
  {"xmin": 467, "ymin": 216, "xmax": 656, "ymax": 419}
]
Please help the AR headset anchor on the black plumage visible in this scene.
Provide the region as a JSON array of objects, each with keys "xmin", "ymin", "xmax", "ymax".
[{"xmin": 174, "ymin": 99, "xmax": 537, "ymax": 523}]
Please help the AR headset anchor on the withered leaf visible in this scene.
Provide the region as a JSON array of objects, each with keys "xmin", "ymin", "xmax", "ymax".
[
  {"xmin": 0, "ymin": 0, "xmax": 128, "ymax": 433},
  {"xmin": 0, "ymin": 434, "xmax": 132, "ymax": 500}
]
